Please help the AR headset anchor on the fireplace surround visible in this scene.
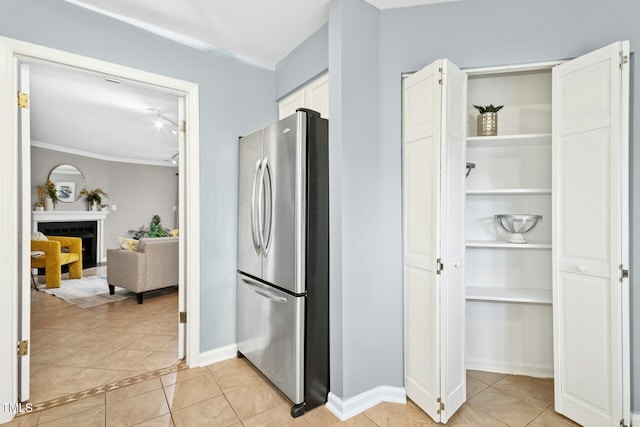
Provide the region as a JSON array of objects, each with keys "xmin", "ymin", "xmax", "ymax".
[{"xmin": 32, "ymin": 211, "xmax": 109, "ymax": 265}]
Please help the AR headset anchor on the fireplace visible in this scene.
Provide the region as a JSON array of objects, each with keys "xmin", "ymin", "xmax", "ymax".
[
  {"xmin": 32, "ymin": 211, "xmax": 109, "ymax": 265},
  {"xmin": 38, "ymin": 221, "xmax": 98, "ymax": 269}
]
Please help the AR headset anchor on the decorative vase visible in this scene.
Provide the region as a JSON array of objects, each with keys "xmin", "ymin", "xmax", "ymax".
[
  {"xmin": 90, "ymin": 202, "xmax": 98, "ymax": 211},
  {"xmin": 35, "ymin": 206, "xmax": 44, "ymax": 212},
  {"xmin": 477, "ymin": 112, "xmax": 498, "ymax": 136},
  {"xmin": 44, "ymin": 197, "xmax": 54, "ymax": 211}
]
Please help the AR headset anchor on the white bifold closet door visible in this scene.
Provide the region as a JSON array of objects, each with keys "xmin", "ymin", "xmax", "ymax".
[
  {"xmin": 403, "ymin": 40, "xmax": 630, "ymax": 427},
  {"xmin": 552, "ymin": 40, "xmax": 630, "ymax": 427},
  {"xmin": 403, "ymin": 58, "xmax": 467, "ymax": 423}
]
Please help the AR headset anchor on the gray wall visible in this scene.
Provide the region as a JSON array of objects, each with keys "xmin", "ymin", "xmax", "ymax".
[
  {"xmin": 31, "ymin": 147, "xmax": 178, "ymax": 252},
  {"xmin": 2, "ymin": 0, "xmax": 277, "ymax": 353},
  {"xmin": 275, "ymin": 23, "xmax": 328, "ymax": 100},
  {"xmin": 328, "ymin": 0, "xmax": 405, "ymax": 399}
]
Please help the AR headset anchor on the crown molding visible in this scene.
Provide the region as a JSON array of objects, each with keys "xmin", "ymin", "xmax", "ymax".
[{"xmin": 31, "ymin": 140, "xmax": 177, "ymax": 168}]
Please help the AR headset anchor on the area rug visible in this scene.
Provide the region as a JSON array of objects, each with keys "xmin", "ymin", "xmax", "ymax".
[{"xmin": 37, "ymin": 275, "xmax": 135, "ymax": 308}]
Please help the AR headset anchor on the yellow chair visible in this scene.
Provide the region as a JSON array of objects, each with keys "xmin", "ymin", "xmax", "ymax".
[{"xmin": 31, "ymin": 236, "xmax": 83, "ymax": 288}]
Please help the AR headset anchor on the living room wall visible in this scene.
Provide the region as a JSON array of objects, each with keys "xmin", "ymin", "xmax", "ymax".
[{"xmin": 31, "ymin": 146, "xmax": 178, "ymax": 255}]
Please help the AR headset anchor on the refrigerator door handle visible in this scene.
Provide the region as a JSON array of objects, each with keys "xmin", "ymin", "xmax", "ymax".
[
  {"xmin": 253, "ymin": 288, "xmax": 288, "ymax": 303},
  {"xmin": 251, "ymin": 159, "xmax": 262, "ymax": 255},
  {"xmin": 240, "ymin": 275, "xmax": 288, "ymax": 303},
  {"xmin": 262, "ymin": 160, "xmax": 274, "ymax": 256},
  {"xmin": 257, "ymin": 156, "xmax": 270, "ymax": 256}
]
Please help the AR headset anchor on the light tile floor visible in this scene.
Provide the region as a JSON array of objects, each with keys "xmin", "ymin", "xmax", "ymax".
[
  {"xmin": 14, "ymin": 267, "xmax": 581, "ymax": 426},
  {"xmin": 7, "ymin": 360, "xmax": 581, "ymax": 426},
  {"xmin": 29, "ymin": 266, "xmax": 180, "ymax": 404}
]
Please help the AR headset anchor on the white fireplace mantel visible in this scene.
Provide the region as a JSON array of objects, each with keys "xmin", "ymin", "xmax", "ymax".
[{"xmin": 32, "ymin": 211, "xmax": 110, "ymax": 263}]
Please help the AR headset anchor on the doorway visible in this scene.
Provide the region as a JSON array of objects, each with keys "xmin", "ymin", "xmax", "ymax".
[
  {"xmin": 0, "ymin": 36, "xmax": 201, "ymax": 409},
  {"xmin": 25, "ymin": 57, "xmax": 184, "ymax": 404}
]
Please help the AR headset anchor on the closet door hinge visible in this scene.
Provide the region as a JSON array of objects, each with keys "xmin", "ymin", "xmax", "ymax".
[
  {"xmin": 17, "ymin": 340, "xmax": 28, "ymax": 357},
  {"xmin": 438, "ymin": 67, "xmax": 446, "ymax": 85},
  {"xmin": 180, "ymin": 120, "xmax": 186, "ymax": 133},
  {"xmin": 179, "ymin": 312, "xmax": 187, "ymax": 323},
  {"xmin": 436, "ymin": 258, "xmax": 444, "ymax": 275},
  {"xmin": 619, "ymin": 51, "xmax": 629, "ymax": 70},
  {"xmin": 436, "ymin": 397, "xmax": 445, "ymax": 414},
  {"xmin": 620, "ymin": 265, "xmax": 629, "ymax": 282},
  {"xmin": 620, "ymin": 418, "xmax": 628, "ymax": 427},
  {"xmin": 17, "ymin": 91, "xmax": 29, "ymax": 109}
]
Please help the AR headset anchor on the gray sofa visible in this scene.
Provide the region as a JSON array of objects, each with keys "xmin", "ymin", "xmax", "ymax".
[{"xmin": 106, "ymin": 237, "xmax": 178, "ymax": 304}]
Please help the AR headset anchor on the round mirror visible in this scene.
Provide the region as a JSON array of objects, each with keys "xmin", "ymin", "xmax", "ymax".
[{"xmin": 48, "ymin": 164, "xmax": 86, "ymax": 203}]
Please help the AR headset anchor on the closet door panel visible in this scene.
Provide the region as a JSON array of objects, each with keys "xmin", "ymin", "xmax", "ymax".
[
  {"xmin": 439, "ymin": 60, "xmax": 467, "ymax": 422},
  {"xmin": 552, "ymin": 40, "xmax": 629, "ymax": 427},
  {"xmin": 556, "ymin": 129, "xmax": 610, "ymax": 277},
  {"xmin": 403, "ymin": 60, "xmax": 442, "ymax": 421}
]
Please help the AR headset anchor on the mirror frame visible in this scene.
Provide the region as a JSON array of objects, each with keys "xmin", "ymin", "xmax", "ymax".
[{"xmin": 48, "ymin": 164, "xmax": 86, "ymax": 203}]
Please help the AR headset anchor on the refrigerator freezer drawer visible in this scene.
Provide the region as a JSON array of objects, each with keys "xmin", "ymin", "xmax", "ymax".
[{"xmin": 236, "ymin": 273, "xmax": 304, "ymax": 404}]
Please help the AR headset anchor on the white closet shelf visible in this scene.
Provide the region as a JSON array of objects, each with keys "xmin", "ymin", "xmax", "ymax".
[
  {"xmin": 466, "ymin": 189, "xmax": 551, "ymax": 195},
  {"xmin": 467, "ymin": 133, "xmax": 552, "ymax": 148},
  {"xmin": 466, "ymin": 286, "xmax": 552, "ymax": 304},
  {"xmin": 466, "ymin": 240, "xmax": 552, "ymax": 249}
]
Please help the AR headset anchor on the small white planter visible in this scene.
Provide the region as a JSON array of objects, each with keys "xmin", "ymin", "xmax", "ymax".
[{"xmin": 44, "ymin": 197, "xmax": 54, "ymax": 211}]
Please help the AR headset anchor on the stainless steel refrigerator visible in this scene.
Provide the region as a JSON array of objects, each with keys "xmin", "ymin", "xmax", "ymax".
[{"xmin": 236, "ymin": 109, "xmax": 329, "ymax": 418}]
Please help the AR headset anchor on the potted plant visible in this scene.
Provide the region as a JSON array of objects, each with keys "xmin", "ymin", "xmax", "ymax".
[
  {"xmin": 79, "ymin": 187, "xmax": 109, "ymax": 211},
  {"xmin": 473, "ymin": 104, "xmax": 503, "ymax": 136},
  {"xmin": 37, "ymin": 180, "xmax": 58, "ymax": 211},
  {"xmin": 129, "ymin": 214, "xmax": 170, "ymax": 239}
]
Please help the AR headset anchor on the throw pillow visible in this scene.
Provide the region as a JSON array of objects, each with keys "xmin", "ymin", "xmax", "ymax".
[{"xmin": 118, "ymin": 237, "xmax": 139, "ymax": 251}]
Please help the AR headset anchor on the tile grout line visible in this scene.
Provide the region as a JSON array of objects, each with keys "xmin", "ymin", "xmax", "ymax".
[{"xmin": 20, "ymin": 360, "xmax": 188, "ymax": 416}]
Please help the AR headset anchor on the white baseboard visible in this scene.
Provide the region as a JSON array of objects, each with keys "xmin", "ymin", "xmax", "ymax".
[
  {"xmin": 631, "ymin": 411, "xmax": 639, "ymax": 426},
  {"xmin": 326, "ymin": 386, "xmax": 406, "ymax": 421},
  {"xmin": 196, "ymin": 343, "xmax": 238, "ymax": 368},
  {"xmin": 466, "ymin": 359, "xmax": 554, "ymax": 378}
]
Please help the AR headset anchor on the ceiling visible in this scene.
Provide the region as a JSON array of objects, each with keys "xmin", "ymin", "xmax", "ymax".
[
  {"xmin": 31, "ymin": 0, "xmax": 457, "ymax": 165},
  {"xmin": 29, "ymin": 59, "xmax": 180, "ymax": 166},
  {"xmin": 65, "ymin": 0, "xmax": 459, "ymax": 67}
]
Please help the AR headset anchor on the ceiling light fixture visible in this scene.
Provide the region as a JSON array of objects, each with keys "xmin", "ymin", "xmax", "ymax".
[{"xmin": 147, "ymin": 108, "xmax": 178, "ymax": 135}]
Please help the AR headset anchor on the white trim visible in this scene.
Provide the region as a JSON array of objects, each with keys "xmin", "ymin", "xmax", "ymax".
[
  {"xmin": 0, "ymin": 36, "xmax": 20, "ymax": 423},
  {"xmin": 32, "ymin": 210, "xmax": 110, "ymax": 263},
  {"xmin": 196, "ymin": 344, "xmax": 238, "ymax": 368},
  {"xmin": 365, "ymin": 0, "xmax": 462, "ymax": 9},
  {"xmin": 326, "ymin": 386, "xmax": 407, "ymax": 422},
  {"xmin": 465, "ymin": 360, "xmax": 553, "ymax": 379},
  {"xmin": 31, "ymin": 140, "xmax": 178, "ymax": 168},
  {"xmin": 0, "ymin": 36, "xmax": 200, "ymax": 410},
  {"xmin": 63, "ymin": 0, "xmax": 274, "ymax": 71},
  {"xmin": 183, "ymin": 84, "xmax": 200, "ymax": 369},
  {"xmin": 464, "ymin": 60, "xmax": 563, "ymax": 75},
  {"xmin": 631, "ymin": 411, "xmax": 639, "ymax": 426}
]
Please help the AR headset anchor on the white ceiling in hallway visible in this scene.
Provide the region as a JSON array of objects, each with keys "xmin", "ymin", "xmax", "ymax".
[{"xmin": 64, "ymin": 0, "xmax": 459, "ymax": 68}]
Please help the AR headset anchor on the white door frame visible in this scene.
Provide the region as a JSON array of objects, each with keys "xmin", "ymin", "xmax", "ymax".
[{"xmin": 0, "ymin": 36, "xmax": 201, "ymax": 422}]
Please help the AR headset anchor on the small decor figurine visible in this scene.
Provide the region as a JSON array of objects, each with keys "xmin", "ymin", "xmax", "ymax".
[
  {"xmin": 474, "ymin": 104, "xmax": 503, "ymax": 136},
  {"xmin": 79, "ymin": 187, "xmax": 109, "ymax": 211},
  {"xmin": 37, "ymin": 180, "xmax": 58, "ymax": 211}
]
